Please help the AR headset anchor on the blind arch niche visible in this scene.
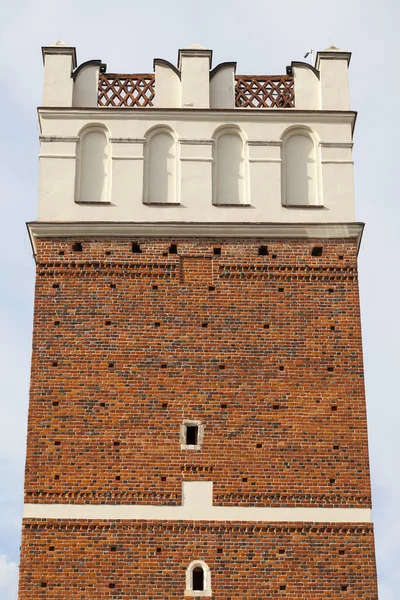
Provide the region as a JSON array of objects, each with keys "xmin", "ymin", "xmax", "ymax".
[
  {"xmin": 76, "ymin": 125, "xmax": 110, "ymax": 203},
  {"xmin": 213, "ymin": 127, "xmax": 247, "ymax": 205},
  {"xmin": 282, "ymin": 127, "xmax": 321, "ymax": 206},
  {"xmin": 144, "ymin": 127, "xmax": 178, "ymax": 204}
]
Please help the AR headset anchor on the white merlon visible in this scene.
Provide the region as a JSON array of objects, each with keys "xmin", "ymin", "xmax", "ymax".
[{"xmin": 24, "ymin": 482, "xmax": 371, "ymax": 523}]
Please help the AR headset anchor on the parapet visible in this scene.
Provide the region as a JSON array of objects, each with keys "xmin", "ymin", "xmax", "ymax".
[
  {"xmin": 36, "ymin": 43, "xmax": 356, "ymax": 227},
  {"xmin": 41, "ymin": 42, "xmax": 351, "ymax": 110}
]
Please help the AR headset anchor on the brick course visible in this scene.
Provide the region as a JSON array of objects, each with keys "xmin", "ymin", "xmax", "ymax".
[
  {"xmin": 24, "ymin": 237, "xmax": 371, "ymax": 508},
  {"xmin": 19, "ymin": 519, "xmax": 378, "ymax": 599}
]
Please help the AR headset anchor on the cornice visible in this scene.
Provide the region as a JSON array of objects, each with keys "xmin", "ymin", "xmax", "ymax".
[
  {"xmin": 37, "ymin": 107, "xmax": 357, "ymax": 124},
  {"xmin": 27, "ymin": 221, "xmax": 364, "ymax": 258}
]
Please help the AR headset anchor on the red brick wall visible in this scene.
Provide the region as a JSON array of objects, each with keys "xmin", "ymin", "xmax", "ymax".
[
  {"xmin": 25, "ymin": 237, "xmax": 371, "ymax": 508},
  {"xmin": 19, "ymin": 519, "xmax": 378, "ymax": 599}
]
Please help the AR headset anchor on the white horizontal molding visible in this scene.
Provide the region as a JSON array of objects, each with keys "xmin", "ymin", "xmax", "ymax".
[
  {"xmin": 24, "ymin": 482, "xmax": 371, "ymax": 523},
  {"xmin": 320, "ymin": 142, "xmax": 354, "ymax": 149},
  {"xmin": 180, "ymin": 157, "xmax": 213, "ymax": 162},
  {"xmin": 249, "ymin": 158, "xmax": 282, "ymax": 163},
  {"xmin": 38, "ymin": 108, "xmax": 357, "ymax": 129},
  {"xmin": 111, "ymin": 155, "xmax": 144, "ymax": 161},
  {"xmin": 39, "ymin": 154, "xmax": 76, "ymax": 159},
  {"xmin": 247, "ymin": 140, "xmax": 282, "ymax": 147},
  {"xmin": 40, "ymin": 136, "xmax": 79, "ymax": 143},
  {"xmin": 180, "ymin": 139, "xmax": 213, "ymax": 145},
  {"xmin": 110, "ymin": 138, "xmax": 146, "ymax": 144},
  {"xmin": 27, "ymin": 221, "xmax": 364, "ymax": 244}
]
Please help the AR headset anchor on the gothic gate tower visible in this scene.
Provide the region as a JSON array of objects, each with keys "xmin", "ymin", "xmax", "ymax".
[{"xmin": 19, "ymin": 43, "xmax": 379, "ymax": 598}]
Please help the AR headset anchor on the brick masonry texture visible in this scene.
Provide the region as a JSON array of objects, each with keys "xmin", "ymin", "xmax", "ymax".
[
  {"xmin": 19, "ymin": 519, "xmax": 378, "ymax": 599},
  {"xmin": 24, "ymin": 237, "xmax": 371, "ymax": 508}
]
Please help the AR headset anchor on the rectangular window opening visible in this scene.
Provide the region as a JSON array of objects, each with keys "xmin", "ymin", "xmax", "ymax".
[
  {"xmin": 213, "ymin": 247, "xmax": 221, "ymax": 256},
  {"xmin": 311, "ymin": 246, "xmax": 323, "ymax": 257},
  {"xmin": 186, "ymin": 425, "xmax": 198, "ymax": 446},
  {"xmin": 258, "ymin": 245, "xmax": 269, "ymax": 256},
  {"xmin": 169, "ymin": 243, "xmax": 178, "ymax": 254},
  {"xmin": 132, "ymin": 242, "xmax": 142, "ymax": 254}
]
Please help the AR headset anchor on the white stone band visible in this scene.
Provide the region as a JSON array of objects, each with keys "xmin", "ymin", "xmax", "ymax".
[{"xmin": 24, "ymin": 482, "xmax": 371, "ymax": 523}]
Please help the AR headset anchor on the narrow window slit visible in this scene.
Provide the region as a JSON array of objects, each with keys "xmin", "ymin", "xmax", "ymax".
[
  {"xmin": 192, "ymin": 567, "xmax": 204, "ymax": 591},
  {"xmin": 169, "ymin": 243, "xmax": 177, "ymax": 254}
]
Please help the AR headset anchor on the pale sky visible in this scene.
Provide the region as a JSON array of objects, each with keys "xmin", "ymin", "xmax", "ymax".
[{"xmin": 0, "ymin": 0, "xmax": 398, "ymax": 598}]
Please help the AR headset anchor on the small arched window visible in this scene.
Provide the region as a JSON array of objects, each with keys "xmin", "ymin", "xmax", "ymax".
[
  {"xmin": 145, "ymin": 128, "xmax": 177, "ymax": 204},
  {"xmin": 77, "ymin": 127, "xmax": 109, "ymax": 203},
  {"xmin": 186, "ymin": 560, "xmax": 211, "ymax": 596},
  {"xmin": 192, "ymin": 567, "xmax": 204, "ymax": 591},
  {"xmin": 213, "ymin": 130, "xmax": 246, "ymax": 205},
  {"xmin": 282, "ymin": 129, "xmax": 319, "ymax": 206}
]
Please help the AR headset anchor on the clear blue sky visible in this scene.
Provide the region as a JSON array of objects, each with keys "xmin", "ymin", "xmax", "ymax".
[{"xmin": 0, "ymin": 0, "xmax": 398, "ymax": 597}]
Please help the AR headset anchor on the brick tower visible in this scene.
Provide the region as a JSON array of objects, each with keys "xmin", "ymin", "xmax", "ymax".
[{"xmin": 19, "ymin": 43, "xmax": 378, "ymax": 598}]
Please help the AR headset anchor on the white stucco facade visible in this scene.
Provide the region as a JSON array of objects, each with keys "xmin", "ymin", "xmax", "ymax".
[{"xmin": 36, "ymin": 43, "xmax": 356, "ymax": 228}]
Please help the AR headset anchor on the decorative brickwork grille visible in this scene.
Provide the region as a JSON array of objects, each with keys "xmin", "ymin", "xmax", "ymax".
[
  {"xmin": 98, "ymin": 74, "xmax": 155, "ymax": 107},
  {"xmin": 97, "ymin": 73, "xmax": 294, "ymax": 108},
  {"xmin": 235, "ymin": 75, "xmax": 295, "ymax": 108}
]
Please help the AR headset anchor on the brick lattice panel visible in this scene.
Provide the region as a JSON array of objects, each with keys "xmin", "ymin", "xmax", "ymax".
[
  {"xmin": 98, "ymin": 74, "xmax": 155, "ymax": 107},
  {"xmin": 235, "ymin": 75, "xmax": 295, "ymax": 108}
]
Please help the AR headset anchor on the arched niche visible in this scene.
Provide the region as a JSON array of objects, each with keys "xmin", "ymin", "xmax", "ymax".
[
  {"xmin": 213, "ymin": 128, "xmax": 246, "ymax": 205},
  {"xmin": 144, "ymin": 127, "xmax": 177, "ymax": 204},
  {"xmin": 77, "ymin": 126, "xmax": 109, "ymax": 203},
  {"xmin": 282, "ymin": 128, "xmax": 320, "ymax": 206}
]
